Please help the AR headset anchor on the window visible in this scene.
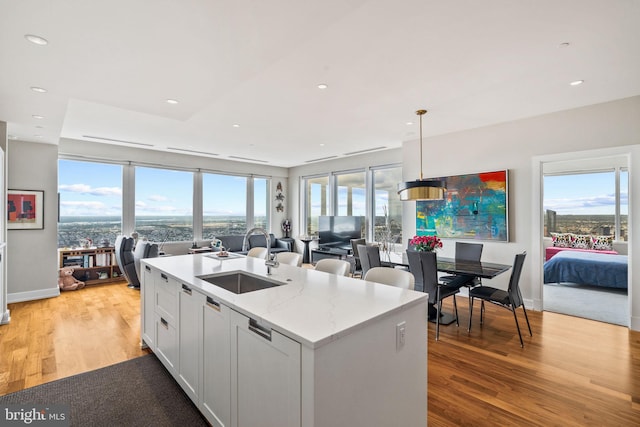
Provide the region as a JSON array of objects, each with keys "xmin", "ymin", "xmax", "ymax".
[
  {"xmin": 253, "ymin": 177, "xmax": 270, "ymax": 231},
  {"xmin": 302, "ymin": 165, "xmax": 402, "ymax": 242},
  {"xmin": 336, "ymin": 171, "xmax": 366, "ymax": 216},
  {"xmin": 202, "ymin": 173, "xmax": 248, "ymax": 237},
  {"xmin": 58, "ymin": 159, "xmax": 122, "ymax": 248},
  {"xmin": 544, "ymin": 169, "xmax": 627, "ymax": 241},
  {"xmin": 305, "ymin": 176, "xmax": 329, "ymax": 236},
  {"xmin": 135, "ymin": 166, "xmax": 193, "ymax": 242},
  {"xmin": 372, "ymin": 166, "xmax": 403, "ymax": 244}
]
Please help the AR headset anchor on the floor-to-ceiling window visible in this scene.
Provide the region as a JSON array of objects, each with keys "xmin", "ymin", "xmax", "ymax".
[
  {"xmin": 253, "ymin": 177, "xmax": 270, "ymax": 231},
  {"xmin": 302, "ymin": 164, "xmax": 402, "ymax": 242},
  {"xmin": 372, "ymin": 166, "xmax": 403, "ymax": 244},
  {"xmin": 305, "ymin": 175, "xmax": 329, "ymax": 236},
  {"xmin": 135, "ymin": 166, "xmax": 193, "ymax": 242},
  {"xmin": 202, "ymin": 173, "xmax": 248, "ymax": 237},
  {"xmin": 58, "ymin": 159, "xmax": 122, "ymax": 248}
]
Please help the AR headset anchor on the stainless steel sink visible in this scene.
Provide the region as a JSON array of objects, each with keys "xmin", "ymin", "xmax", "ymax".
[{"xmin": 197, "ymin": 271, "xmax": 284, "ymax": 294}]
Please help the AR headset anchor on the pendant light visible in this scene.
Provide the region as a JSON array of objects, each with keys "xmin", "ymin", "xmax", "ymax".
[{"xmin": 397, "ymin": 109, "xmax": 446, "ymax": 201}]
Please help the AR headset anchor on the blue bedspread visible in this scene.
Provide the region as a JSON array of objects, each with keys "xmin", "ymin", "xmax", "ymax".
[{"xmin": 543, "ymin": 251, "xmax": 627, "ymax": 289}]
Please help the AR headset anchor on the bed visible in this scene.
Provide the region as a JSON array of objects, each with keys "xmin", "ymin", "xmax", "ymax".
[{"xmin": 543, "ymin": 250, "xmax": 628, "ymax": 289}]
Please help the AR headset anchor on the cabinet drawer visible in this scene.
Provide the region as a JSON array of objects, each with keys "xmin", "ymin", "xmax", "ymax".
[
  {"xmin": 155, "ymin": 314, "xmax": 178, "ymax": 374},
  {"xmin": 155, "ymin": 273, "xmax": 177, "ymax": 323}
]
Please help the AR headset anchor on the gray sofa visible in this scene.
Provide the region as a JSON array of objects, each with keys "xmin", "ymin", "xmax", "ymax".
[{"xmin": 216, "ymin": 234, "xmax": 293, "ymax": 255}]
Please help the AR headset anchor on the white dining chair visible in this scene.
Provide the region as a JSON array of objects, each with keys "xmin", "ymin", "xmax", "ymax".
[
  {"xmin": 247, "ymin": 247, "xmax": 269, "ymax": 259},
  {"xmin": 314, "ymin": 259, "xmax": 351, "ymax": 276},
  {"xmin": 276, "ymin": 251, "xmax": 303, "ymax": 267},
  {"xmin": 363, "ymin": 267, "xmax": 415, "ymax": 290}
]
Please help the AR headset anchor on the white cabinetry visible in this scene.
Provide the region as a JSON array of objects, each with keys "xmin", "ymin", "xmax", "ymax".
[
  {"xmin": 201, "ymin": 295, "xmax": 231, "ymax": 427},
  {"xmin": 141, "ymin": 264, "xmax": 155, "ymax": 350},
  {"xmin": 230, "ymin": 309, "xmax": 301, "ymax": 427},
  {"xmin": 154, "ymin": 270, "xmax": 179, "ymax": 374},
  {"xmin": 178, "ymin": 283, "xmax": 205, "ymax": 403}
]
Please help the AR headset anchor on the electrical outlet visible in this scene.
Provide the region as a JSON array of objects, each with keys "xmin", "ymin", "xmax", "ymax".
[{"xmin": 396, "ymin": 321, "xmax": 406, "ymax": 350}]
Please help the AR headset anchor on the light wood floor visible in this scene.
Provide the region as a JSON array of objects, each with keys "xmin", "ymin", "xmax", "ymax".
[{"xmin": 1, "ymin": 283, "xmax": 639, "ymax": 426}]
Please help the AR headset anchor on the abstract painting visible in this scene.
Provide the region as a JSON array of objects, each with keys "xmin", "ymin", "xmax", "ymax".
[
  {"xmin": 8, "ymin": 189, "xmax": 44, "ymax": 230},
  {"xmin": 416, "ymin": 170, "xmax": 508, "ymax": 241}
]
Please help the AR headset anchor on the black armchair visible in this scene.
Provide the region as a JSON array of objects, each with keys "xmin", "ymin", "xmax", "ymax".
[
  {"xmin": 133, "ymin": 240, "xmax": 159, "ymax": 288},
  {"xmin": 115, "ymin": 236, "xmax": 137, "ymax": 288}
]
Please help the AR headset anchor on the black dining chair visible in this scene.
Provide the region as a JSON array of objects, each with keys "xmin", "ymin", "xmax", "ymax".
[
  {"xmin": 440, "ymin": 241, "xmax": 483, "ymax": 286},
  {"xmin": 350, "ymin": 238, "xmax": 366, "ymax": 277},
  {"xmin": 357, "ymin": 244, "xmax": 382, "ymax": 278},
  {"xmin": 407, "ymin": 250, "xmax": 464, "ymax": 341},
  {"xmin": 467, "ymin": 252, "xmax": 531, "ymax": 347}
]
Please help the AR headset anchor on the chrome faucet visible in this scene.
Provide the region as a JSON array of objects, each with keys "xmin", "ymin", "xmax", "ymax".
[{"xmin": 243, "ymin": 227, "xmax": 278, "ymax": 275}]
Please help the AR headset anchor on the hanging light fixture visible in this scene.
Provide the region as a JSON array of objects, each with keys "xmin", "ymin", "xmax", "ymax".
[{"xmin": 397, "ymin": 109, "xmax": 446, "ymax": 201}]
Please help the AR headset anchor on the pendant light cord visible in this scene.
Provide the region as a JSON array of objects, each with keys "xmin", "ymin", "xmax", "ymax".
[{"xmin": 417, "ymin": 109, "xmax": 427, "ymax": 181}]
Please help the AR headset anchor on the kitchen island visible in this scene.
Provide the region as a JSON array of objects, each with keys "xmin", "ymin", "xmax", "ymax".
[{"xmin": 141, "ymin": 253, "xmax": 428, "ymax": 427}]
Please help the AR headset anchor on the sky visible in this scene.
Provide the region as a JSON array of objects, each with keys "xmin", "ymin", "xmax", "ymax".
[
  {"xmin": 543, "ymin": 171, "xmax": 628, "ymax": 215},
  {"xmin": 58, "ymin": 160, "xmax": 264, "ymax": 217}
]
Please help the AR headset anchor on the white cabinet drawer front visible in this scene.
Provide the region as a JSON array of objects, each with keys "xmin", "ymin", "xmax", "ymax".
[
  {"xmin": 233, "ymin": 311, "xmax": 301, "ymax": 427},
  {"xmin": 155, "ymin": 314, "xmax": 178, "ymax": 374},
  {"xmin": 202, "ymin": 297, "xmax": 231, "ymax": 427},
  {"xmin": 156, "ymin": 281, "xmax": 177, "ymax": 323}
]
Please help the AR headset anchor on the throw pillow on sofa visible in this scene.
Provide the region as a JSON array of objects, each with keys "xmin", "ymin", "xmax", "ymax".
[
  {"xmin": 571, "ymin": 234, "xmax": 593, "ymax": 249},
  {"xmin": 550, "ymin": 232, "xmax": 573, "ymax": 248},
  {"xmin": 592, "ymin": 235, "xmax": 614, "ymax": 251}
]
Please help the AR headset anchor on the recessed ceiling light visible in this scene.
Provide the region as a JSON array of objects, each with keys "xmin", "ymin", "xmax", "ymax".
[
  {"xmin": 32, "ymin": 114, "xmax": 44, "ymax": 119},
  {"xmin": 570, "ymin": 80, "xmax": 584, "ymax": 86},
  {"xmin": 559, "ymin": 42, "xmax": 570, "ymax": 48},
  {"xmin": 8, "ymin": 135, "xmax": 17, "ymax": 140},
  {"xmin": 232, "ymin": 124, "xmax": 240, "ymax": 128},
  {"xmin": 34, "ymin": 134, "xmax": 43, "ymax": 138},
  {"xmin": 30, "ymin": 86, "xmax": 47, "ymax": 93},
  {"xmin": 166, "ymin": 99, "xmax": 179, "ymax": 104},
  {"xmin": 35, "ymin": 125, "xmax": 44, "ymax": 129},
  {"xmin": 24, "ymin": 34, "xmax": 48, "ymax": 45},
  {"xmin": 406, "ymin": 121, "xmax": 414, "ymax": 126},
  {"xmin": 317, "ymin": 83, "xmax": 328, "ymax": 89},
  {"xmin": 319, "ymin": 143, "xmax": 325, "ymax": 147}
]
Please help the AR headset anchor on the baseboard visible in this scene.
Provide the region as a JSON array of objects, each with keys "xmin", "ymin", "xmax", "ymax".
[
  {"xmin": 630, "ymin": 315, "xmax": 640, "ymax": 332},
  {"xmin": 8, "ymin": 287, "xmax": 60, "ymax": 303},
  {"xmin": 0, "ymin": 309, "xmax": 10, "ymax": 324}
]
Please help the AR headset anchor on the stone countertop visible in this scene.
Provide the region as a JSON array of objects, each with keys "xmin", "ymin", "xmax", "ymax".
[{"xmin": 142, "ymin": 254, "xmax": 427, "ymax": 349}]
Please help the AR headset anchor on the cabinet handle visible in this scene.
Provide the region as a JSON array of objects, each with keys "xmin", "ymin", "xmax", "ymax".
[
  {"xmin": 181, "ymin": 284, "xmax": 192, "ymax": 295},
  {"xmin": 160, "ymin": 317, "xmax": 169, "ymax": 329},
  {"xmin": 205, "ymin": 296, "xmax": 220, "ymax": 311},
  {"xmin": 160, "ymin": 273, "xmax": 168, "ymax": 281},
  {"xmin": 248, "ymin": 318, "xmax": 272, "ymax": 341},
  {"xmin": 145, "ymin": 265, "xmax": 151, "ymax": 271}
]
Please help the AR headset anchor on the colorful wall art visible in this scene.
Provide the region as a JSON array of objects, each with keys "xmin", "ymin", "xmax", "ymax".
[{"xmin": 416, "ymin": 170, "xmax": 508, "ymax": 241}]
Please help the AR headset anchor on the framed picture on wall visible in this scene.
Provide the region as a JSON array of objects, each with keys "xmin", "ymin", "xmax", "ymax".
[
  {"xmin": 416, "ymin": 170, "xmax": 508, "ymax": 241},
  {"xmin": 7, "ymin": 189, "xmax": 44, "ymax": 230}
]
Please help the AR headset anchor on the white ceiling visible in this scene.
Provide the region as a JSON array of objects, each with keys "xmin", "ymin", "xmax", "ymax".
[{"xmin": 2, "ymin": 0, "xmax": 639, "ymax": 168}]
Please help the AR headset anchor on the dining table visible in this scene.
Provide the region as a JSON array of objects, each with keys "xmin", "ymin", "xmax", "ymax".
[{"xmin": 380, "ymin": 250, "xmax": 512, "ymax": 324}]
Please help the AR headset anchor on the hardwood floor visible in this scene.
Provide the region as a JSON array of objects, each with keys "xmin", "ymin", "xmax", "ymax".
[
  {"xmin": 0, "ymin": 282, "xmax": 149, "ymax": 396},
  {"xmin": 1, "ymin": 283, "xmax": 638, "ymax": 426}
]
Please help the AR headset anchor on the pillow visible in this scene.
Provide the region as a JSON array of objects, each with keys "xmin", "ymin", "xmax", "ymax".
[
  {"xmin": 571, "ymin": 234, "xmax": 593, "ymax": 250},
  {"xmin": 592, "ymin": 235, "xmax": 614, "ymax": 251},
  {"xmin": 551, "ymin": 232, "xmax": 573, "ymax": 248}
]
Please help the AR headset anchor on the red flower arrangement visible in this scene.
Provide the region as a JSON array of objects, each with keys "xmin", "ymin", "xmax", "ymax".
[{"xmin": 410, "ymin": 235, "xmax": 442, "ymax": 252}]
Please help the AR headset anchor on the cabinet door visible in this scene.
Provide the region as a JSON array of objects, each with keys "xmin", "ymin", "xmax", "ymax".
[
  {"xmin": 202, "ymin": 296, "xmax": 231, "ymax": 427},
  {"xmin": 230, "ymin": 310, "xmax": 301, "ymax": 427},
  {"xmin": 141, "ymin": 264, "xmax": 155, "ymax": 350},
  {"xmin": 155, "ymin": 313, "xmax": 178, "ymax": 374},
  {"xmin": 178, "ymin": 284, "xmax": 205, "ymax": 404}
]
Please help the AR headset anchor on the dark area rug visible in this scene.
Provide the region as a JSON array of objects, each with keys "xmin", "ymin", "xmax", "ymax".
[{"xmin": 0, "ymin": 354, "xmax": 208, "ymax": 426}]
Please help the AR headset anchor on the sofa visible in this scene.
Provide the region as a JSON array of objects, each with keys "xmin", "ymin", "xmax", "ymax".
[{"xmin": 216, "ymin": 234, "xmax": 293, "ymax": 255}]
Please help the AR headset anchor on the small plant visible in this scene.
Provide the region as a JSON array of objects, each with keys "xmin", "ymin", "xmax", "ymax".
[{"xmin": 409, "ymin": 235, "xmax": 442, "ymax": 252}]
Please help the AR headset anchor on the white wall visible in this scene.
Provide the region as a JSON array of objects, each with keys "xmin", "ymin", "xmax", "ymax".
[
  {"xmin": 399, "ymin": 96, "xmax": 640, "ymax": 330},
  {"xmin": 7, "ymin": 140, "xmax": 60, "ymax": 302},
  {"xmin": 0, "ymin": 121, "xmax": 8, "ymax": 322}
]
